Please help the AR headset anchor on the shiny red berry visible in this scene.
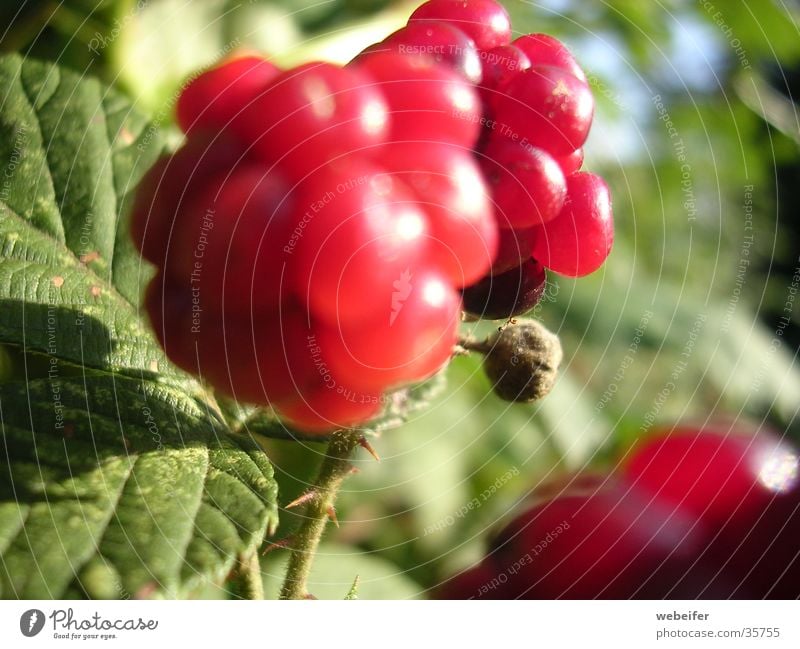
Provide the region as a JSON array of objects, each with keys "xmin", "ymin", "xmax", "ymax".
[
  {"xmin": 146, "ymin": 280, "xmax": 318, "ymax": 407},
  {"xmin": 380, "ymin": 141, "xmax": 497, "ymax": 287},
  {"xmin": 625, "ymin": 425, "xmax": 800, "ymax": 598},
  {"xmin": 512, "ymin": 34, "xmax": 587, "ymax": 83},
  {"xmin": 176, "ymin": 55, "xmax": 280, "ymax": 135},
  {"xmin": 164, "ymin": 164, "xmax": 297, "ymax": 313},
  {"xmin": 130, "ymin": 134, "xmax": 246, "ymax": 266},
  {"xmin": 625, "ymin": 425, "xmax": 800, "ymax": 527},
  {"xmin": 478, "ymin": 44, "xmax": 531, "ymax": 105},
  {"xmin": 557, "ymin": 148, "xmax": 584, "ymax": 175},
  {"xmin": 531, "ymin": 172, "xmax": 613, "ymax": 277},
  {"xmin": 277, "ymin": 383, "xmax": 383, "ymax": 433},
  {"xmin": 352, "ymin": 52, "xmax": 481, "ymax": 148},
  {"xmin": 480, "ymin": 137, "xmax": 567, "ymax": 228},
  {"xmin": 381, "ymin": 21, "xmax": 483, "ymax": 84},
  {"xmin": 233, "ymin": 62, "xmax": 389, "ymax": 177},
  {"xmin": 409, "ymin": 0, "xmax": 512, "ymax": 51},
  {"xmin": 291, "ymin": 159, "xmax": 429, "ymax": 326},
  {"xmin": 317, "ymin": 269, "xmax": 461, "ymax": 392},
  {"xmin": 492, "ymin": 66, "xmax": 595, "ymax": 156}
]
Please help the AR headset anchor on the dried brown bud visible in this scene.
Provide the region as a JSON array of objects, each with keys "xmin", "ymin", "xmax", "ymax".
[{"xmin": 482, "ymin": 319, "xmax": 563, "ymax": 403}]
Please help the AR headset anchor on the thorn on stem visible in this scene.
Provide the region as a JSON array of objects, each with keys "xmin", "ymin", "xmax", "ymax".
[
  {"xmin": 262, "ymin": 537, "xmax": 293, "ymax": 555},
  {"xmin": 326, "ymin": 505, "xmax": 339, "ymax": 528},
  {"xmin": 357, "ymin": 436, "xmax": 381, "ymax": 462},
  {"xmin": 345, "ymin": 575, "xmax": 360, "ymax": 600},
  {"xmin": 134, "ymin": 582, "xmax": 158, "ymax": 600},
  {"xmin": 285, "ymin": 491, "xmax": 318, "ymax": 510}
]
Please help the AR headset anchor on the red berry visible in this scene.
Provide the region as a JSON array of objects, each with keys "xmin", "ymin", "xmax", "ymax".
[
  {"xmin": 488, "ymin": 478, "xmax": 710, "ymax": 598},
  {"xmin": 207, "ymin": 303, "xmax": 322, "ymax": 407},
  {"xmin": 512, "ymin": 34, "xmax": 587, "ymax": 83},
  {"xmin": 146, "ymin": 280, "xmax": 319, "ymax": 407},
  {"xmin": 351, "ymin": 52, "xmax": 481, "ymax": 148},
  {"xmin": 130, "ymin": 134, "xmax": 246, "ymax": 266},
  {"xmin": 625, "ymin": 425, "xmax": 800, "ymax": 527},
  {"xmin": 176, "ymin": 55, "xmax": 280, "ymax": 135},
  {"xmin": 291, "ymin": 159, "xmax": 429, "ymax": 326},
  {"xmin": 491, "ymin": 66, "xmax": 595, "ymax": 156},
  {"xmin": 478, "ymin": 44, "xmax": 531, "ymax": 105},
  {"xmin": 380, "ymin": 141, "xmax": 497, "ymax": 287},
  {"xmin": 624, "ymin": 425, "xmax": 800, "ymax": 598},
  {"xmin": 557, "ymin": 147, "xmax": 584, "ymax": 175},
  {"xmin": 462, "ymin": 259, "xmax": 546, "ymax": 319},
  {"xmin": 131, "ymin": 156, "xmax": 172, "ymax": 265},
  {"xmin": 380, "ymin": 21, "xmax": 483, "ymax": 84},
  {"xmin": 164, "ymin": 164, "xmax": 297, "ymax": 313},
  {"xmin": 317, "ymin": 269, "xmax": 461, "ymax": 391},
  {"xmin": 531, "ymin": 172, "xmax": 613, "ymax": 277},
  {"xmin": 480, "ymin": 137, "xmax": 567, "ymax": 228},
  {"xmin": 409, "ymin": 0, "xmax": 512, "ymax": 51},
  {"xmin": 233, "ymin": 62, "xmax": 389, "ymax": 177},
  {"xmin": 277, "ymin": 384, "xmax": 383, "ymax": 433},
  {"xmin": 710, "ymin": 494, "xmax": 800, "ymax": 598},
  {"xmin": 144, "ymin": 275, "xmax": 197, "ymax": 375},
  {"xmin": 491, "ymin": 226, "xmax": 537, "ymax": 275}
]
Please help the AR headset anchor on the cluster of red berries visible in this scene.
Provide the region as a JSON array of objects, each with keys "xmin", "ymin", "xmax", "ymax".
[
  {"xmin": 356, "ymin": 0, "xmax": 613, "ymax": 318},
  {"xmin": 439, "ymin": 425, "xmax": 800, "ymax": 599},
  {"xmin": 132, "ymin": 0, "xmax": 611, "ymax": 432}
]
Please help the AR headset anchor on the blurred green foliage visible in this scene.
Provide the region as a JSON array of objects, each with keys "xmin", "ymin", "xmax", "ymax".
[{"xmin": 2, "ymin": 0, "xmax": 798, "ymax": 597}]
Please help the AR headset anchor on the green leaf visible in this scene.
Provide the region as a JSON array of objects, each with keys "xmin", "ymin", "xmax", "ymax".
[
  {"xmin": 0, "ymin": 53, "xmax": 175, "ymax": 377},
  {"xmin": 0, "ymin": 374, "xmax": 278, "ymax": 599},
  {"xmin": 0, "ymin": 54, "xmax": 279, "ymax": 599}
]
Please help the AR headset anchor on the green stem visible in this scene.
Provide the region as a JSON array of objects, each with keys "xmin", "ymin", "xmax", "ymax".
[
  {"xmin": 457, "ymin": 334, "xmax": 492, "ymax": 355},
  {"xmin": 279, "ymin": 430, "xmax": 362, "ymax": 600},
  {"xmin": 233, "ymin": 552, "xmax": 263, "ymax": 600}
]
